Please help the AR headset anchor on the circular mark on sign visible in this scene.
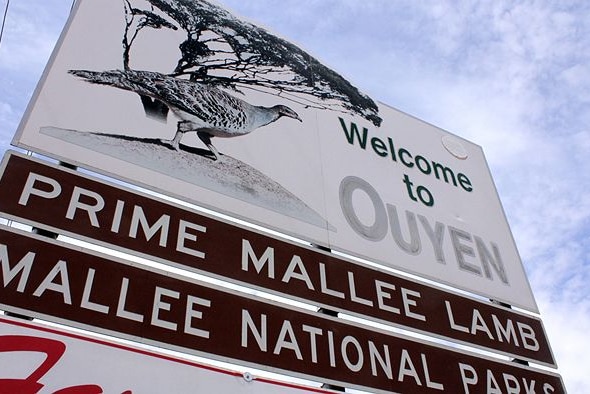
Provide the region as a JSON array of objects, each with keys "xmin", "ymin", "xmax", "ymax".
[{"xmin": 442, "ymin": 135, "xmax": 468, "ymax": 159}]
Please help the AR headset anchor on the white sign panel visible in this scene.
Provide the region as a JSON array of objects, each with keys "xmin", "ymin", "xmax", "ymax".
[
  {"xmin": 12, "ymin": 0, "xmax": 537, "ymax": 311},
  {"xmin": 0, "ymin": 316, "xmax": 329, "ymax": 394}
]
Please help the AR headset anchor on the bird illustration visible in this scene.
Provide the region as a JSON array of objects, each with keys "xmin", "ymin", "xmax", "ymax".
[{"xmin": 68, "ymin": 69, "xmax": 302, "ymax": 160}]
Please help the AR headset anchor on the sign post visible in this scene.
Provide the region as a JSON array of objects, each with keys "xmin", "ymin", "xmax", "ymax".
[{"xmin": 4, "ymin": 0, "xmax": 564, "ymax": 390}]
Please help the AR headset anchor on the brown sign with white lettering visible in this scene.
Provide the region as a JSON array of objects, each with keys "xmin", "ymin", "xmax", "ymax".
[
  {"xmin": 0, "ymin": 151, "xmax": 555, "ymax": 366},
  {"xmin": 0, "ymin": 226, "xmax": 564, "ymax": 393}
]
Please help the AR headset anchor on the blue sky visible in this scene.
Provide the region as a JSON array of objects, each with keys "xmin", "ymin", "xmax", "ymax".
[{"xmin": 1, "ymin": 0, "xmax": 588, "ymax": 391}]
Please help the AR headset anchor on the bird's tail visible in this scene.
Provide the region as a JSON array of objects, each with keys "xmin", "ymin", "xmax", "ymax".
[
  {"xmin": 69, "ymin": 69, "xmax": 171, "ymax": 121},
  {"xmin": 68, "ymin": 69, "xmax": 163, "ymax": 98}
]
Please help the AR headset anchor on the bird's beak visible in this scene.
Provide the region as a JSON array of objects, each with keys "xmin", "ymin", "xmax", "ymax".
[
  {"xmin": 290, "ymin": 111, "xmax": 302, "ymax": 122},
  {"xmin": 279, "ymin": 106, "xmax": 303, "ymax": 122}
]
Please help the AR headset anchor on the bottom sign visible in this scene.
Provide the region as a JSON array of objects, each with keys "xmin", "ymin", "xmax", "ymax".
[
  {"xmin": 0, "ymin": 225, "xmax": 565, "ymax": 393},
  {"xmin": 0, "ymin": 315, "xmax": 330, "ymax": 394}
]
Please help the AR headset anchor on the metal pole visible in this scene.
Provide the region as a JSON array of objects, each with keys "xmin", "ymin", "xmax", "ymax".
[
  {"xmin": 491, "ymin": 299, "xmax": 529, "ymax": 366},
  {"xmin": 313, "ymin": 244, "xmax": 346, "ymax": 392}
]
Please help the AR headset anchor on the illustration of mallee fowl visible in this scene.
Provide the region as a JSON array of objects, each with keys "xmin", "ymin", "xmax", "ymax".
[{"xmin": 69, "ymin": 69, "xmax": 302, "ymax": 160}]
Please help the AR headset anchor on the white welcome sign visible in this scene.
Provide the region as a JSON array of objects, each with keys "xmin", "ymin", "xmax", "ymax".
[{"xmin": 13, "ymin": 0, "xmax": 537, "ymax": 311}]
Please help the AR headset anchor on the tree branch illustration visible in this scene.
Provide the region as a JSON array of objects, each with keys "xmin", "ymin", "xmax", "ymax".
[
  {"xmin": 123, "ymin": 0, "xmax": 177, "ymax": 119},
  {"xmin": 124, "ymin": 0, "xmax": 382, "ymax": 126}
]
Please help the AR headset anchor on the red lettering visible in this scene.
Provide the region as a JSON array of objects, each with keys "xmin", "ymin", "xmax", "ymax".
[{"xmin": 0, "ymin": 335, "xmax": 131, "ymax": 394}]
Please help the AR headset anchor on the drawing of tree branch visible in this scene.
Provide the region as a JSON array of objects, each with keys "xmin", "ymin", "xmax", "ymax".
[{"xmin": 123, "ymin": 0, "xmax": 382, "ymax": 126}]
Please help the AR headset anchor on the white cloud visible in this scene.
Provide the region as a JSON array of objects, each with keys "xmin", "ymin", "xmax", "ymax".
[
  {"xmin": 0, "ymin": 1, "xmax": 75, "ymax": 143},
  {"xmin": 0, "ymin": 1, "xmax": 70, "ymax": 71},
  {"xmin": 536, "ymin": 290, "xmax": 590, "ymax": 392}
]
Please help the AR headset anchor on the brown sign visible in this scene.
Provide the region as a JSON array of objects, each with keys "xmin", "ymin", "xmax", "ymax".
[
  {"xmin": 0, "ymin": 226, "xmax": 564, "ymax": 393},
  {"xmin": 0, "ymin": 151, "xmax": 555, "ymax": 366}
]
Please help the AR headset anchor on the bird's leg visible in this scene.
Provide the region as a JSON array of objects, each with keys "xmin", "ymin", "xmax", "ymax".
[
  {"xmin": 160, "ymin": 121, "xmax": 189, "ymax": 151},
  {"xmin": 169, "ymin": 129, "xmax": 183, "ymax": 150},
  {"xmin": 197, "ymin": 131, "xmax": 220, "ymax": 161}
]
